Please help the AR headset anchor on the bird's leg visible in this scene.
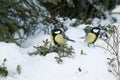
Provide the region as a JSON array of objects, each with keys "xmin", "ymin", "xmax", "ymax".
[
  {"xmin": 93, "ymin": 43, "xmax": 95, "ymax": 48},
  {"xmin": 58, "ymin": 46, "xmax": 62, "ymax": 57},
  {"xmin": 61, "ymin": 45, "xmax": 65, "ymax": 57},
  {"xmin": 87, "ymin": 43, "xmax": 95, "ymax": 47},
  {"xmin": 58, "ymin": 46, "xmax": 65, "ymax": 57},
  {"xmin": 87, "ymin": 43, "xmax": 90, "ymax": 47},
  {"xmin": 58, "ymin": 47, "xmax": 61, "ymax": 57}
]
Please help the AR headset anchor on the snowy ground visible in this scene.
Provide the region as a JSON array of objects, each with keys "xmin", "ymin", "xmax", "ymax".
[{"xmin": 1, "ymin": 5, "xmax": 120, "ymax": 80}]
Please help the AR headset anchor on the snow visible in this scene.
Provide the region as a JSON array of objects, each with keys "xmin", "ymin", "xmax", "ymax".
[
  {"xmin": 0, "ymin": 40, "xmax": 115, "ymax": 80},
  {"xmin": 1, "ymin": 5, "xmax": 120, "ymax": 80},
  {"xmin": 112, "ymin": 5, "xmax": 120, "ymax": 13}
]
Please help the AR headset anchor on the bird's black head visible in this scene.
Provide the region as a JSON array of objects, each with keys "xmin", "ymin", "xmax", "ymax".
[
  {"xmin": 51, "ymin": 28, "xmax": 62, "ymax": 36},
  {"xmin": 91, "ymin": 27, "xmax": 100, "ymax": 34}
]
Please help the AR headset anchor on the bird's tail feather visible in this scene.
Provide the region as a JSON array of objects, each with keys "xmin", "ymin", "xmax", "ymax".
[{"xmin": 67, "ymin": 38, "xmax": 75, "ymax": 42}]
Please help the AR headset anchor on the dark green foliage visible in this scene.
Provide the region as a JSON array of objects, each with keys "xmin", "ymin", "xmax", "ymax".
[
  {"xmin": 54, "ymin": 45, "xmax": 74, "ymax": 64},
  {"xmin": 0, "ymin": 0, "xmax": 46, "ymax": 43},
  {"xmin": 54, "ymin": 57, "xmax": 63, "ymax": 64},
  {"xmin": 29, "ymin": 39, "xmax": 74, "ymax": 63},
  {"xmin": 61, "ymin": 45, "xmax": 74, "ymax": 57},
  {"xmin": 40, "ymin": 0, "xmax": 61, "ymax": 5},
  {"xmin": 83, "ymin": 26, "xmax": 92, "ymax": 36},
  {"xmin": 0, "ymin": 0, "xmax": 117, "ymax": 44},
  {"xmin": 29, "ymin": 39, "xmax": 74, "ymax": 56},
  {"xmin": 0, "ymin": 66, "xmax": 8, "ymax": 77},
  {"xmin": 40, "ymin": 0, "xmax": 76, "ymax": 18},
  {"xmin": 0, "ymin": 58, "xmax": 22, "ymax": 77},
  {"xmin": 70, "ymin": 19, "xmax": 83, "ymax": 27},
  {"xmin": 0, "ymin": 0, "xmax": 118, "ymax": 44},
  {"xmin": 107, "ymin": 58, "xmax": 115, "ymax": 66},
  {"xmin": 16, "ymin": 65, "xmax": 21, "ymax": 74},
  {"xmin": 80, "ymin": 50, "xmax": 86, "ymax": 55},
  {"xmin": 40, "ymin": 0, "xmax": 117, "ymax": 20},
  {"xmin": 0, "ymin": 58, "xmax": 8, "ymax": 77},
  {"xmin": 29, "ymin": 39, "xmax": 55, "ymax": 56},
  {"xmin": 42, "ymin": 16, "xmax": 68, "ymax": 33}
]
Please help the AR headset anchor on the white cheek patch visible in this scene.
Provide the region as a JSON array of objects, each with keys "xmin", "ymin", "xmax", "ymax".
[
  {"xmin": 93, "ymin": 29, "xmax": 99, "ymax": 33},
  {"xmin": 54, "ymin": 31, "xmax": 61, "ymax": 34}
]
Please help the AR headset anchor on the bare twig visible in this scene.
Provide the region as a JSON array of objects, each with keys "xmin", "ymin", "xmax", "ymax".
[{"xmin": 97, "ymin": 26, "xmax": 120, "ymax": 79}]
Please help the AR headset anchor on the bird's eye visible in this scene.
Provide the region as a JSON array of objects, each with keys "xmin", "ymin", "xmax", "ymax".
[{"xmin": 54, "ymin": 31, "xmax": 61, "ymax": 34}]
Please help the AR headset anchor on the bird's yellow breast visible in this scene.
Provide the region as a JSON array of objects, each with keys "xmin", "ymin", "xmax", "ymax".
[
  {"xmin": 55, "ymin": 34, "xmax": 67, "ymax": 45},
  {"xmin": 85, "ymin": 33, "xmax": 97, "ymax": 43}
]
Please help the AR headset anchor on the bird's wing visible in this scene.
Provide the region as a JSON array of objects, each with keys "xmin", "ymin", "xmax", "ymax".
[{"xmin": 50, "ymin": 36, "xmax": 54, "ymax": 45}]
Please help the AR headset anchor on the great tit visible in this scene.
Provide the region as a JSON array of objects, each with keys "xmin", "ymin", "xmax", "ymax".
[
  {"xmin": 51, "ymin": 28, "xmax": 75, "ymax": 46},
  {"xmin": 85, "ymin": 27, "xmax": 100, "ymax": 44}
]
